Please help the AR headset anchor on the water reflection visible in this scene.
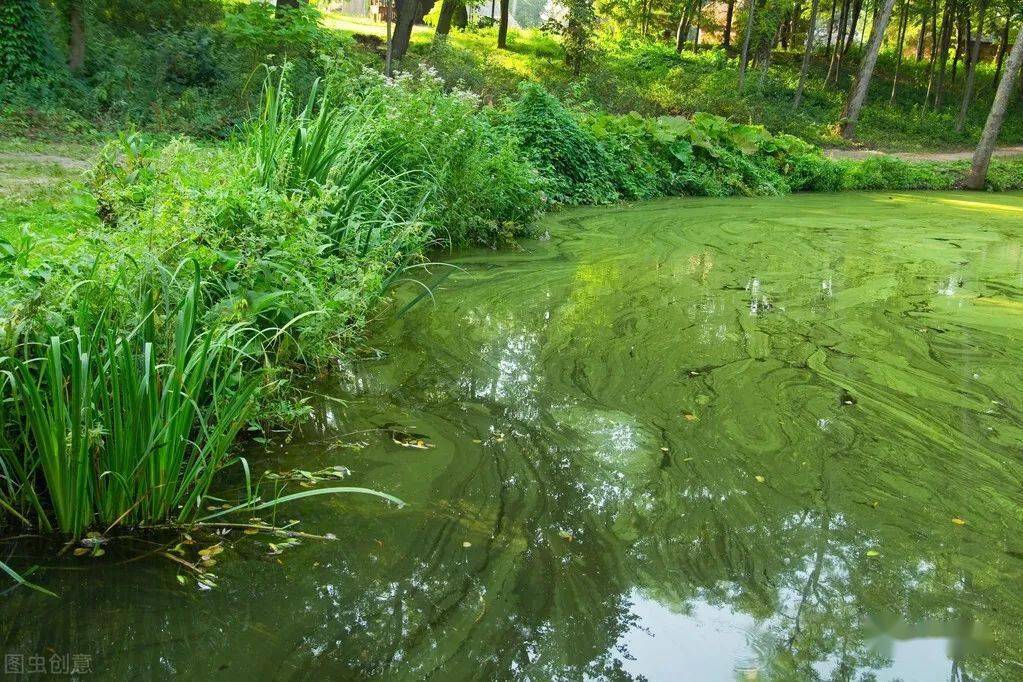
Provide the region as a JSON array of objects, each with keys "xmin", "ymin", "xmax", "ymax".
[{"xmin": 4, "ymin": 192, "xmax": 1023, "ymax": 680}]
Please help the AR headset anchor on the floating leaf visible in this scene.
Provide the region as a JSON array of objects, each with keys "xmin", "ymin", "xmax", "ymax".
[
  {"xmin": 755, "ymin": 475, "xmax": 765, "ymax": 483},
  {"xmin": 176, "ymin": 575, "xmax": 188, "ymax": 586},
  {"xmin": 73, "ymin": 547, "xmax": 89, "ymax": 557},
  {"xmin": 952, "ymin": 517, "xmax": 967, "ymax": 526},
  {"xmin": 683, "ymin": 413, "xmax": 699, "ymax": 422},
  {"xmin": 462, "ymin": 541, "xmax": 472, "ymax": 548},
  {"xmin": 866, "ymin": 550, "xmax": 880, "ymax": 557}
]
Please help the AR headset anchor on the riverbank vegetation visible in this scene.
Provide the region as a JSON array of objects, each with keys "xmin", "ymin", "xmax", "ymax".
[{"xmin": 2, "ymin": 0, "xmax": 1023, "ymax": 589}]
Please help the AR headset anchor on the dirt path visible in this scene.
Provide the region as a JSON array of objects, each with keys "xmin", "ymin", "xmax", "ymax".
[
  {"xmin": 0, "ymin": 146, "xmax": 96, "ymax": 199},
  {"xmin": 824, "ymin": 145, "xmax": 1023, "ymax": 162}
]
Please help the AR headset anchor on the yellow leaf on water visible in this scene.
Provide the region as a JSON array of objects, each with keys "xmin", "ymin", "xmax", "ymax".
[
  {"xmin": 683, "ymin": 413, "xmax": 699, "ymax": 422},
  {"xmin": 73, "ymin": 547, "xmax": 89, "ymax": 557},
  {"xmin": 755, "ymin": 475, "xmax": 765, "ymax": 483},
  {"xmin": 952, "ymin": 517, "xmax": 967, "ymax": 526},
  {"xmin": 243, "ymin": 528, "xmax": 259, "ymax": 535},
  {"xmin": 462, "ymin": 541, "xmax": 472, "ymax": 548},
  {"xmin": 866, "ymin": 550, "xmax": 880, "ymax": 557}
]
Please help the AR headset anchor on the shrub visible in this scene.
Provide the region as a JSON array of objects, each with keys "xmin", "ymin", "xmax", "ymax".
[
  {"xmin": 843, "ymin": 156, "xmax": 958, "ymax": 191},
  {"xmin": 342, "ymin": 68, "xmax": 544, "ymax": 244},
  {"xmin": 509, "ymin": 82, "xmax": 619, "ymax": 204}
]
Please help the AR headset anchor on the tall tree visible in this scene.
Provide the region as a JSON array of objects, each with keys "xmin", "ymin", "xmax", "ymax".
[
  {"xmin": 794, "ymin": 0, "xmax": 822, "ymax": 107},
  {"xmin": 824, "ymin": 0, "xmax": 838, "ymax": 60},
  {"xmin": 676, "ymin": 4, "xmax": 689, "ymax": 51},
  {"xmin": 67, "ymin": 0, "xmax": 85, "ymax": 72},
  {"xmin": 965, "ymin": 17, "xmax": 1023, "ymax": 188},
  {"xmin": 738, "ymin": 0, "xmax": 758, "ymax": 89},
  {"xmin": 932, "ymin": 0, "xmax": 955, "ymax": 108},
  {"xmin": 390, "ymin": 0, "xmax": 418, "ymax": 62},
  {"xmin": 955, "ymin": 0, "xmax": 988, "ymax": 131},
  {"xmin": 692, "ymin": 0, "xmax": 704, "ymax": 48},
  {"xmin": 723, "ymin": 0, "xmax": 737, "ymax": 48},
  {"xmin": 842, "ymin": 0, "xmax": 863, "ymax": 54},
  {"xmin": 890, "ymin": 0, "xmax": 910, "ymax": 101},
  {"xmin": 840, "ymin": 0, "xmax": 899, "ymax": 138},
  {"xmin": 562, "ymin": 0, "xmax": 596, "ymax": 75},
  {"xmin": 435, "ymin": 0, "xmax": 461, "ymax": 36},
  {"xmin": 993, "ymin": 12, "xmax": 1011, "ymax": 82},
  {"xmin": 498, "ymin": 0, "xmax": 510, "ymax": 47},
  {"xmin": 826, "ymin": 0, "xmax": 851, "ymax": 82},
  {"xmin": 916, "ymin": 0, "xmax": 929, "ymax": 60}
]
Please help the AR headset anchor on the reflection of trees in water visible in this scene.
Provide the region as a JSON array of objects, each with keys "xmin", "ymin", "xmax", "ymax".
[
  {"xmin": 7, "ymin": 205, "xmax": 1023, "ymax": 679},
  {"xmin": 327, "ymin": 252, "xmax": 1023, "ymax": 679}
]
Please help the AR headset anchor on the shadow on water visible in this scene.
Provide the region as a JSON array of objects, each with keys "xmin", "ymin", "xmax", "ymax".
[{"xmin": 4, "ymin": 191, "xmax": 1023, "ymax": 680}]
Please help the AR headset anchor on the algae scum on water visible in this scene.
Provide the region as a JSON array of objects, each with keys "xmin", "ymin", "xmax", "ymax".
[{"xmin": 5, "ymin": 191, "xmax": 1023, "ymax": 680}]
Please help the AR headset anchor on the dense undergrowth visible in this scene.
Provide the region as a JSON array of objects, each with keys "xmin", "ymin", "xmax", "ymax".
[
  {"xmin": 3, "ymin": 2, "xmax": 1023, "ymax": 579},
  {"xmin": 410, "ymin": 27, "xmax": 1023, "ymax": 151}
]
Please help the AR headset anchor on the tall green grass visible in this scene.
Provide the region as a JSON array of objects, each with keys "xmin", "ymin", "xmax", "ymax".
[{"xmin": 0, "ymin": 264, "xmax": 259, "ymax": 537}]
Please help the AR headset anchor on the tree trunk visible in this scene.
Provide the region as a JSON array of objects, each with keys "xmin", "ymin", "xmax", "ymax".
[
  {"xmin": 826, "ymin": 0, "xmax": 850, "ymax": 83},
  {"xmin": 794, "ymin": 0, "xmax": 821, "ymax": 107},
  {"xmin": 738, "ymin": 0, "xmax": 757, "ymax": 90},
  {"xmin": 889, "ymin": 0, "xmax": 909, "ymax": 102},
  {"xmin": 641, "ymin": 0, "xmax": 650, "ymax": 35},
  {"xmin": 692, "ymin": 0, "xmax": 703, "ymax": 49},
  {"xmin": 932, "ymin": 0, "xmax": 955, "ymax": 109},
  {"xmin": 824, "ymin": 0, "xmax": 838, "ymax": 60},
  {"xmin": 791, "ymin": 1, "xmax": 803, "ymax": 44},
  {"xmin": 993, "ymin": 14, "xmax": 1010, "ymax": 84},
  {"xmin": 675, "ymin": 5, "xmax": 688, "ymax": 52},
  {"xmin": 840, "ymin": 0, "xmax": 898, "ymax": 138},
  {"xmin": 965, "ymin": 26, "xmax": 1023, "ymax": 189},
  {"xmin": 497, "ymin": 0, "xmax": 509, "ymax": 47},
  {"xmin": 950, "ymin": 7, "xmax": 966, "ymax": 83},
  {"xmin": 842, "ymin": 0, "xmax": 862, "ymax": 56},
  {"xmin": 68, "ymin": 0, "xmax": 85, "ymax": 73},
  {"xmin": 276, "ymin": 0, "xmax": 301, "ymax": 18},
  {"xmin": 435, "ymin": 0, "xmax": 459, "ymax": 36},
  {"xmin": 453, "ymin": 2, "xmax": 468, "ymax": 27},
  {"xmin": 915, "ymin": 4, "xmax": 928, "ymax": 60},
  {"xmin": 954, "ymin": 0, "xmax": 985, "ymax": 131},
  {"xmin": 723, "ymin": 0, "xmax": 736, "ymax": 48},
  {"xmin": 390, "ymin": 0, "xmax": 418, "ymax": 62}
]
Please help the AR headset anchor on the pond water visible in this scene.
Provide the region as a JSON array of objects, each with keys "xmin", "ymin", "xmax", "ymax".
[{"xmin": 4, "ymin": 191, "xmax": 1023, "ymax": 680}]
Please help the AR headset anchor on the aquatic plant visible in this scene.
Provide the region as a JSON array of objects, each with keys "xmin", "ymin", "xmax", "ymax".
[{"xmin": 0, "ymin": 263, "xmax": 260, "ymax": 536}]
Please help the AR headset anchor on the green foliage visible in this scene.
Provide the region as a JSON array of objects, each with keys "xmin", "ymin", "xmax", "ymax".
[
  {"xmin": 0, "ymin": 0, "xmax": 59, "ymax": 83},
  {"xmin": 509, "ymin": 82, "xmax": 620, "ymax": 204},
  {"xmin": 544, "ymin": 0, "xmax": 598, "ymax": 74},
  {"xmin": 91, "ymin": 0, "xmax": 225, "ymax": 33},
  {"xmin": 842, "ymin": 156, "xmax": 958, "ymax": 191},
  {"xmin": 0, "ymin": 266, "xmax": 258, "ymax": 536},
  {"xmin": 3, "ymin": 1, "xmax": 357, "ymax": 138},
  {"xmin": 507, "ymin": 84, "xmax": 844, "ymax": 203},
  {"xmin": 354, "ymin": 69, "xmax": 543, "ymax": 244}
]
